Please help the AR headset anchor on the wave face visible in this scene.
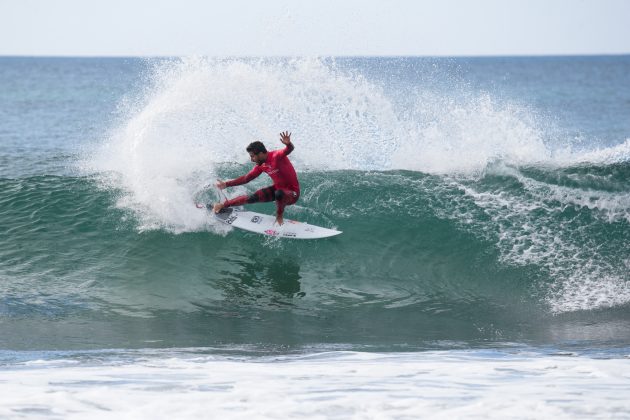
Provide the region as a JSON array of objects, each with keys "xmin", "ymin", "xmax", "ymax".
[{"xmin": 1, "ymin": 56, "xmax": 629, "ymax": 350}]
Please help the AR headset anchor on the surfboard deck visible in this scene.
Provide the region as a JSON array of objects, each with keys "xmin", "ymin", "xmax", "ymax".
[{"xmin": 198, "ymin": 205, "xmax": 342, "ymax": 239}]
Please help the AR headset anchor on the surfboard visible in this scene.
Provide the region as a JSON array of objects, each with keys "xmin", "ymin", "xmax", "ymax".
[{"xmin": 197, "ymin": 205, "xmax": 342, "ymax": 239}]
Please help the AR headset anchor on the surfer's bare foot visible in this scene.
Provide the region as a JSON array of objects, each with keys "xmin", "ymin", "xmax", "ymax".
[
  {"xmin": 275, "ymin": 215, "xmax": 284, "ymax": 225},
  {"xmin": 213, "ymin": 202, "xmax": 224, "ymax": 213}
]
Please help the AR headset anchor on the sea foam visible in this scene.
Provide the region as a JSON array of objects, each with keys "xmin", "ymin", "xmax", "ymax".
[{"xmin": 1, "ymin": 349, "xmax": 629, "ymax": 419}]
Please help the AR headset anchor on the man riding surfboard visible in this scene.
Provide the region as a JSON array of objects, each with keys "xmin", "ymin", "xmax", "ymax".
[{"xmin": 213, "ymin": 131, "xmax": 299, "ymax": 225}]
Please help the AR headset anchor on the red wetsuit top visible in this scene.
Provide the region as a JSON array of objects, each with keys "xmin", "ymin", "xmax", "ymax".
[{"xmin": 225, "ymin": 145, "xmax": 300, "ymax": 193}]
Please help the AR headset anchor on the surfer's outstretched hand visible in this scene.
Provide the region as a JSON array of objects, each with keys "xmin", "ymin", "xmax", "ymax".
[
  {"xmin": 215, "ymin": 180, "xmax": 227, "ymax": 190},
  {"xmin": 279, "ymin": 131, "xmax": 291, "ymax": 145}
]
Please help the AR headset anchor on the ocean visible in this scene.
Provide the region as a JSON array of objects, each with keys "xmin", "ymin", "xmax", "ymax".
[{"xmin": 1, "ymin": 55, "xmax": 629, "ymax": 418}]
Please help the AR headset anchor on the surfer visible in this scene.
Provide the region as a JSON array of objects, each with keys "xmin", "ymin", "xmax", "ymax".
[{"xmin": 213, "ymin": 131, "xmax": 299, "ymax": 225}]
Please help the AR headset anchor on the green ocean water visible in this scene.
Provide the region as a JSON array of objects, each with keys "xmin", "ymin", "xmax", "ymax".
[
  {"xmin": 1, "ymin": 56, "xmax": 629, "ymax": 352},
  {"xmin": 2, "ymin": 165, "xmax": 629, "ymax": 350}
]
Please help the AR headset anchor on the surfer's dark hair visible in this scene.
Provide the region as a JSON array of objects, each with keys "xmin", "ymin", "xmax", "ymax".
[{"xmin": 246, "ymin": 141, "xmax": 267, "ymax": 154}]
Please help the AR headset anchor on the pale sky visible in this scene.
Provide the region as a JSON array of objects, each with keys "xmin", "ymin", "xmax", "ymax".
[{"xmin": 1, "ymin": 0, "xmax": 629, "ymax": 57}]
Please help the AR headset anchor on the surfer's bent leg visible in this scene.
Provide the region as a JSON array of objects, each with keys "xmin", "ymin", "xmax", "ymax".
[
  {"xmin": 248, "ymin": 186, "xmax": 276, "ymax": 204},
  {"xmin": 222, "ymin": 187, "xmax": 298, "ymax": 215},
  {"xmin": 222, "ymin": 186, "xmax": 276, "ymax": 208},
  {"xmin": 274, "ymin": 189, "xmax": 299, "ymax": 217}
]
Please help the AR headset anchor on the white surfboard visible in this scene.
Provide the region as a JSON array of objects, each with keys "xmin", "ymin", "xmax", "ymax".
[{"xmin": 202, "ymin": 206, "xmax": 342, "ymax": 239}]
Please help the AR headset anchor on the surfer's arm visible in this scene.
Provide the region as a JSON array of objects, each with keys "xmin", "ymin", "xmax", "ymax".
[
  {"xmin": 279, "ymin": 131, "xmax": 294, "ymax": 156},
  {"xmin": 282, "ymin": 142, "xmax": 294, "ymax": 156},
  {"xmin": 225, "ymin": 165, "xmax": 262, "ymax": 187}
]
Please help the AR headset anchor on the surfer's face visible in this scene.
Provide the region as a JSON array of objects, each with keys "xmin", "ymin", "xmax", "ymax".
[{"xmin": 249, "ymin": 151, "xmax": 267, "ymax": 166}]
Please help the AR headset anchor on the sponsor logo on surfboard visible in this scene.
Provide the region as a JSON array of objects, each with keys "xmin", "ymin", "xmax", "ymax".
[
  {"xmin": 264, "ymin": 229, "xmax": 279, "ymax": 236},
  {"xmin": 282, "ymin": 232, "xmax": 297, "ymax": 238},
  {"xmin": 251, "ymin": 216, "xmax": 262, "ymax": 224}
]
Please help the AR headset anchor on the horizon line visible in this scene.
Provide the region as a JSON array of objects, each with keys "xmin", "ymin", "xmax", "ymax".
[{"xmin": 1, "ymin": 52, "xmax": 629, "ymax": 59}]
